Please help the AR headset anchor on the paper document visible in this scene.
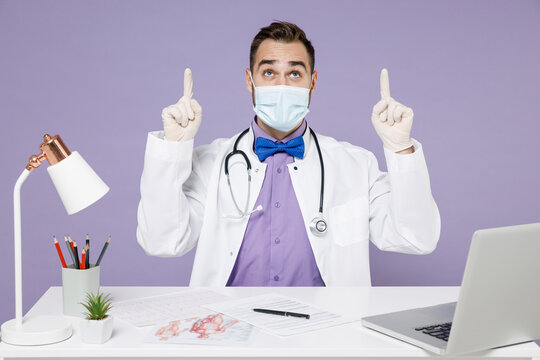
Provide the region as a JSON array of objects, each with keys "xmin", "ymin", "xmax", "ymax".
[
  {"xmin": 110, "ymin": 289, "xmax": 231, "ymax": 327},
  {"xmin": 203, "ymin": 293, "xmax": 355, "ymax": 336},
  {"xmin": 145, "ymin": 312, "xmax": 254, "ymax": 345}
]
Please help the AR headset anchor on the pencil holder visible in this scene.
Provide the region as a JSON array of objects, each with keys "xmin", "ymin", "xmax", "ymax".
[{"xmin": 61, "ymin": 264, "xmax": 100, "ymax": 317}]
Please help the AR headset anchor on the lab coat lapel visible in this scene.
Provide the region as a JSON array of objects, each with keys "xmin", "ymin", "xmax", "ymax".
[
  {"xmin": 287, "ymin": 128, "xmax": 329, "ymax": 271},
  {"xmin": 288, "ymin": 127, "xmax": 320, "ymax": 224}
]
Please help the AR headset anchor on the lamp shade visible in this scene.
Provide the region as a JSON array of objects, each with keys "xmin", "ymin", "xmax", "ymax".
[{"xmin": 47, "ymin": 151, "xmax": 109, "ymax": 215}]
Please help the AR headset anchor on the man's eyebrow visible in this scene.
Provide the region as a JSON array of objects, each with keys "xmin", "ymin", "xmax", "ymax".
[
  {"xmin": 257, "ymin": 59, "xmax": 276, "ymax": 70},
  {"xmin": 256, "ymin": 59, "xmax": 308, "ymax": 71},
  {"xmin": 289, "ymin": 61, "xmax": 307, "ymax": 70}
]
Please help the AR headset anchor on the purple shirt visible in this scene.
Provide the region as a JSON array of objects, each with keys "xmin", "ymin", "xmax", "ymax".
[{"xmin": 226, "ymin": 119, "xmax": 326, "ymax": 286}]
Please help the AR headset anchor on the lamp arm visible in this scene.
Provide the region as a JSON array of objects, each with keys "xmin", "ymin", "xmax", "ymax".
[
  {"xmin": 14, "ymin": 168, "xmax": 31, "ymax": 328},
  {"xmin": 1, "ymin": 134, "xmax": 86, "ymax": 345}
]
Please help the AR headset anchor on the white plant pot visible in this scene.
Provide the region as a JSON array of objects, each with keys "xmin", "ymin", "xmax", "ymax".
[{"xmin": 79, "ymin": 316, "xmax": 114, "ymax": 344}]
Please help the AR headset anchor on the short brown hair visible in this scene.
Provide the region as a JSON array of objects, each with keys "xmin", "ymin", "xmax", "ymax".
[{"xmin": 250, "ymin": 21, "xmax": 315, "ymax": 73}]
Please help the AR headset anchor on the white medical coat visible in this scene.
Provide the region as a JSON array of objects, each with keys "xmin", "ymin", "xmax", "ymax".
[{"xmin": 136, "ymin": 127, "xmax": 441, "ymax": 286}]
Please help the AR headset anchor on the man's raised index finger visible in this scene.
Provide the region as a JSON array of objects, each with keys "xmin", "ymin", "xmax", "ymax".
[
  {"xmin": 184, "ymin": 68, "xmax": 193, "ymax": 99},
  {"xmin": 380, "ymin": 68, "xmax": 391, "ymax": 99}
]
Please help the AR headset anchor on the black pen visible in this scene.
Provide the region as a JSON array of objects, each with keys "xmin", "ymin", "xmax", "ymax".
[
  {"xmin": 73, "ymin": 241, "xmax": 80, "ymax": 269},
  {"xmin": 95, "ymin": 236, "xmax": 110, "ymax": 266},
  {"xmin": 85, "ymin": 234, "xmax": 90, "ymax": 269},
  {"xmin": 253, "ymin": 308, "xmax": 310, "ymax": 319}
]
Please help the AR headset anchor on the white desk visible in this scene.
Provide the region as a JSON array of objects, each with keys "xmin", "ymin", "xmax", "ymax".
[{"xmin": 0, "ymin": 286, "xmax": 538, "ymax": 359}]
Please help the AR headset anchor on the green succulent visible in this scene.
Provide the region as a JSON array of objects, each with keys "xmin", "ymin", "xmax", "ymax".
[{"xmin": 80, "ymin": 291, "xmax": 113, "ymax": 320}]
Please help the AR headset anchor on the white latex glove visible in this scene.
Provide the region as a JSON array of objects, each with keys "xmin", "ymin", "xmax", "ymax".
[
  {"xmin": 162, "ymin": 68, "xmax": 202, "ymax": 141},
  {"xmin": 371, "ymin": 68, "xmax": 414, "ymax": 152}
]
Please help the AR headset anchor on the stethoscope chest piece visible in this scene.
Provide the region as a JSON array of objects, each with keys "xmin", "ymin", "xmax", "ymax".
[{"xmin": 310, "ymin": 215, "xmax": 328, "ymax": 237}]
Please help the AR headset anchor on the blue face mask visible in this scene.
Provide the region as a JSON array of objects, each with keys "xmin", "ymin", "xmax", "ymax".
[{"xmin": 250, "ymin": 71, "xmax": 312, "ymax": 132}]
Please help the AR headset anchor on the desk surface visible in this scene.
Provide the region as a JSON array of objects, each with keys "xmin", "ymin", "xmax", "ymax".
[{"xmin": 0, "ymin": 286, "xmax": 538, "ymax": 359}]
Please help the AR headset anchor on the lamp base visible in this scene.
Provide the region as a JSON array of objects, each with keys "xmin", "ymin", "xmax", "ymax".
[{"xmin": 1, "ymin": 315, "xmax": 72, "ymax": 345}]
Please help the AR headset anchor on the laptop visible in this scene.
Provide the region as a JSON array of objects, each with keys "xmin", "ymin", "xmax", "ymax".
[{"xmin": 362, "ymin": 222, "xmax": 540, "ymax": 355}]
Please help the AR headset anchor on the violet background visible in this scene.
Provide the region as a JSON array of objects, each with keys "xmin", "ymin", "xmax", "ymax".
[{"xmin": 1, "ymin": 0, "xmax": 539, "ymax": 339}]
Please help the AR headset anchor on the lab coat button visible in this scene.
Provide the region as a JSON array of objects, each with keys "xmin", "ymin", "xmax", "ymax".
[
  {"xmin": 277, "ymin": 168, "xmax": 282, "ymax": 174},
  {"xmin": 275, "ymin": 238, "xmax": 280, "ymax": 244},
  {"xmin": 275, "ymin": 202, "xmax": 280, "ymax": 208},
  {"xmin": 255, "ymin": 168, "xmax": 259, "ymax": 172},
  {"xmin": 293, "ymin": 166, "xmax": 298, "ymax": 170},
  {"xmin": 274, "ymin": 275, "xmax": 279, "ymax": 281},
  {"xmin": 230, "ymin": 252, "xmax": 233, "ymax": 256}
]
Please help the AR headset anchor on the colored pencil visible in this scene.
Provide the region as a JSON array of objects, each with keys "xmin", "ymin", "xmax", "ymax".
[
  {"xmin": 84, "ymin": 244, "xmax": 90, "ymax": 269},
  {"xmin": 73, "ymin": 241, "xmax": 80, "ymax": 269},
  {"xmin": 95, "ymin": 236, "xmax": 110, "ymax": 266},
  {"xmin": 64, "ymin": 236, "xmax": 77, "ymax": 268},
  {"xmin": 68, "ymin": 235, "xmax": 75, "ymax": 253},
  {"xmin": 81, "ymin": 249, "xmax": 86, "ymax": 270},
  {"xmin": 53, "ymin": 236, "xmax": 67, "ymax": 268},
  {"xmin": 85, "ymin": 234, "xmax": 90, "ymax": 268}
]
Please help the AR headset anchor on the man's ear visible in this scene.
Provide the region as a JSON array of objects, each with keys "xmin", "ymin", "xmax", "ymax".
[
  {"xmin": 245, "ymin": 68, "xmax": 253, "ymax": 93},
  {"xmin": 310, "ymin": 70, "xmax": 318, "ymax": 95}
]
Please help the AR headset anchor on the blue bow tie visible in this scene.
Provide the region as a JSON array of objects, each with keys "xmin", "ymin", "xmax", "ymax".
[{"xmin": 255, "ymin": 136, "xmax": 305, "ymax": 162}]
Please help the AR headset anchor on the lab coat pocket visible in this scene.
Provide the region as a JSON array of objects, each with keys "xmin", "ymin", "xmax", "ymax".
[{"xmin": 329, "ymin": 196, "xmax": 369, "ymax": 247}]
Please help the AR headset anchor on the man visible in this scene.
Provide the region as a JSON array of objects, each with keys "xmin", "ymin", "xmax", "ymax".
[{"xmin": 137, "ymin": 21, "xmax": 440, "ymax": 286}]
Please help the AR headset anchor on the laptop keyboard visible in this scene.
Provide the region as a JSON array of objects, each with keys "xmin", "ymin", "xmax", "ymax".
[{"xmin": 414, "ymin": 322, "xmax": 452, "ymax": 341}]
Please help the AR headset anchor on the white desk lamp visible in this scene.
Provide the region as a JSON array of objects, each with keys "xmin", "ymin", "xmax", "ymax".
[{"xmin": 1, "ymin": 134, "xmax": 109, "ymax": 345}]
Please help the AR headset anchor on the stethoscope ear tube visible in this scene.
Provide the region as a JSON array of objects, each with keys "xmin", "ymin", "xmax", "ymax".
[
  {"xmin": 225, "ymin": 150, "xmax": 252, "ymax": 216},
  {"xmin": 224, "ymin": 150, "xmax": 251, "ymax": 175},
  {"xmin": 223, "ymin": 128, "xmax": 253, "ymax": 219},
  {"xmin": 309, "ymin": 128, "xmax": 324, "ymax": 215}
]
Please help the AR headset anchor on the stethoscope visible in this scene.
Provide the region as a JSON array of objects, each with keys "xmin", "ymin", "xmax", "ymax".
[{"xmin": 223, "ymin": 126, "xmax": 328, "ymax": 237}]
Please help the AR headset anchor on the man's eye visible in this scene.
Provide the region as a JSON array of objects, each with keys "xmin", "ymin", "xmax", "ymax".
[
  {"xmin": 264, "ymin": 70, "xmax": 273, "ymax": 77},
  {"xmin": 290, "ymin": 71, "xmax": 300, "ymax": 78}
]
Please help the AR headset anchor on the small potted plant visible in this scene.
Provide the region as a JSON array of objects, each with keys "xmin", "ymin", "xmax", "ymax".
[{"xmin": 79, "ymin": 290, "xmax": 114, "ymax": 343}]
